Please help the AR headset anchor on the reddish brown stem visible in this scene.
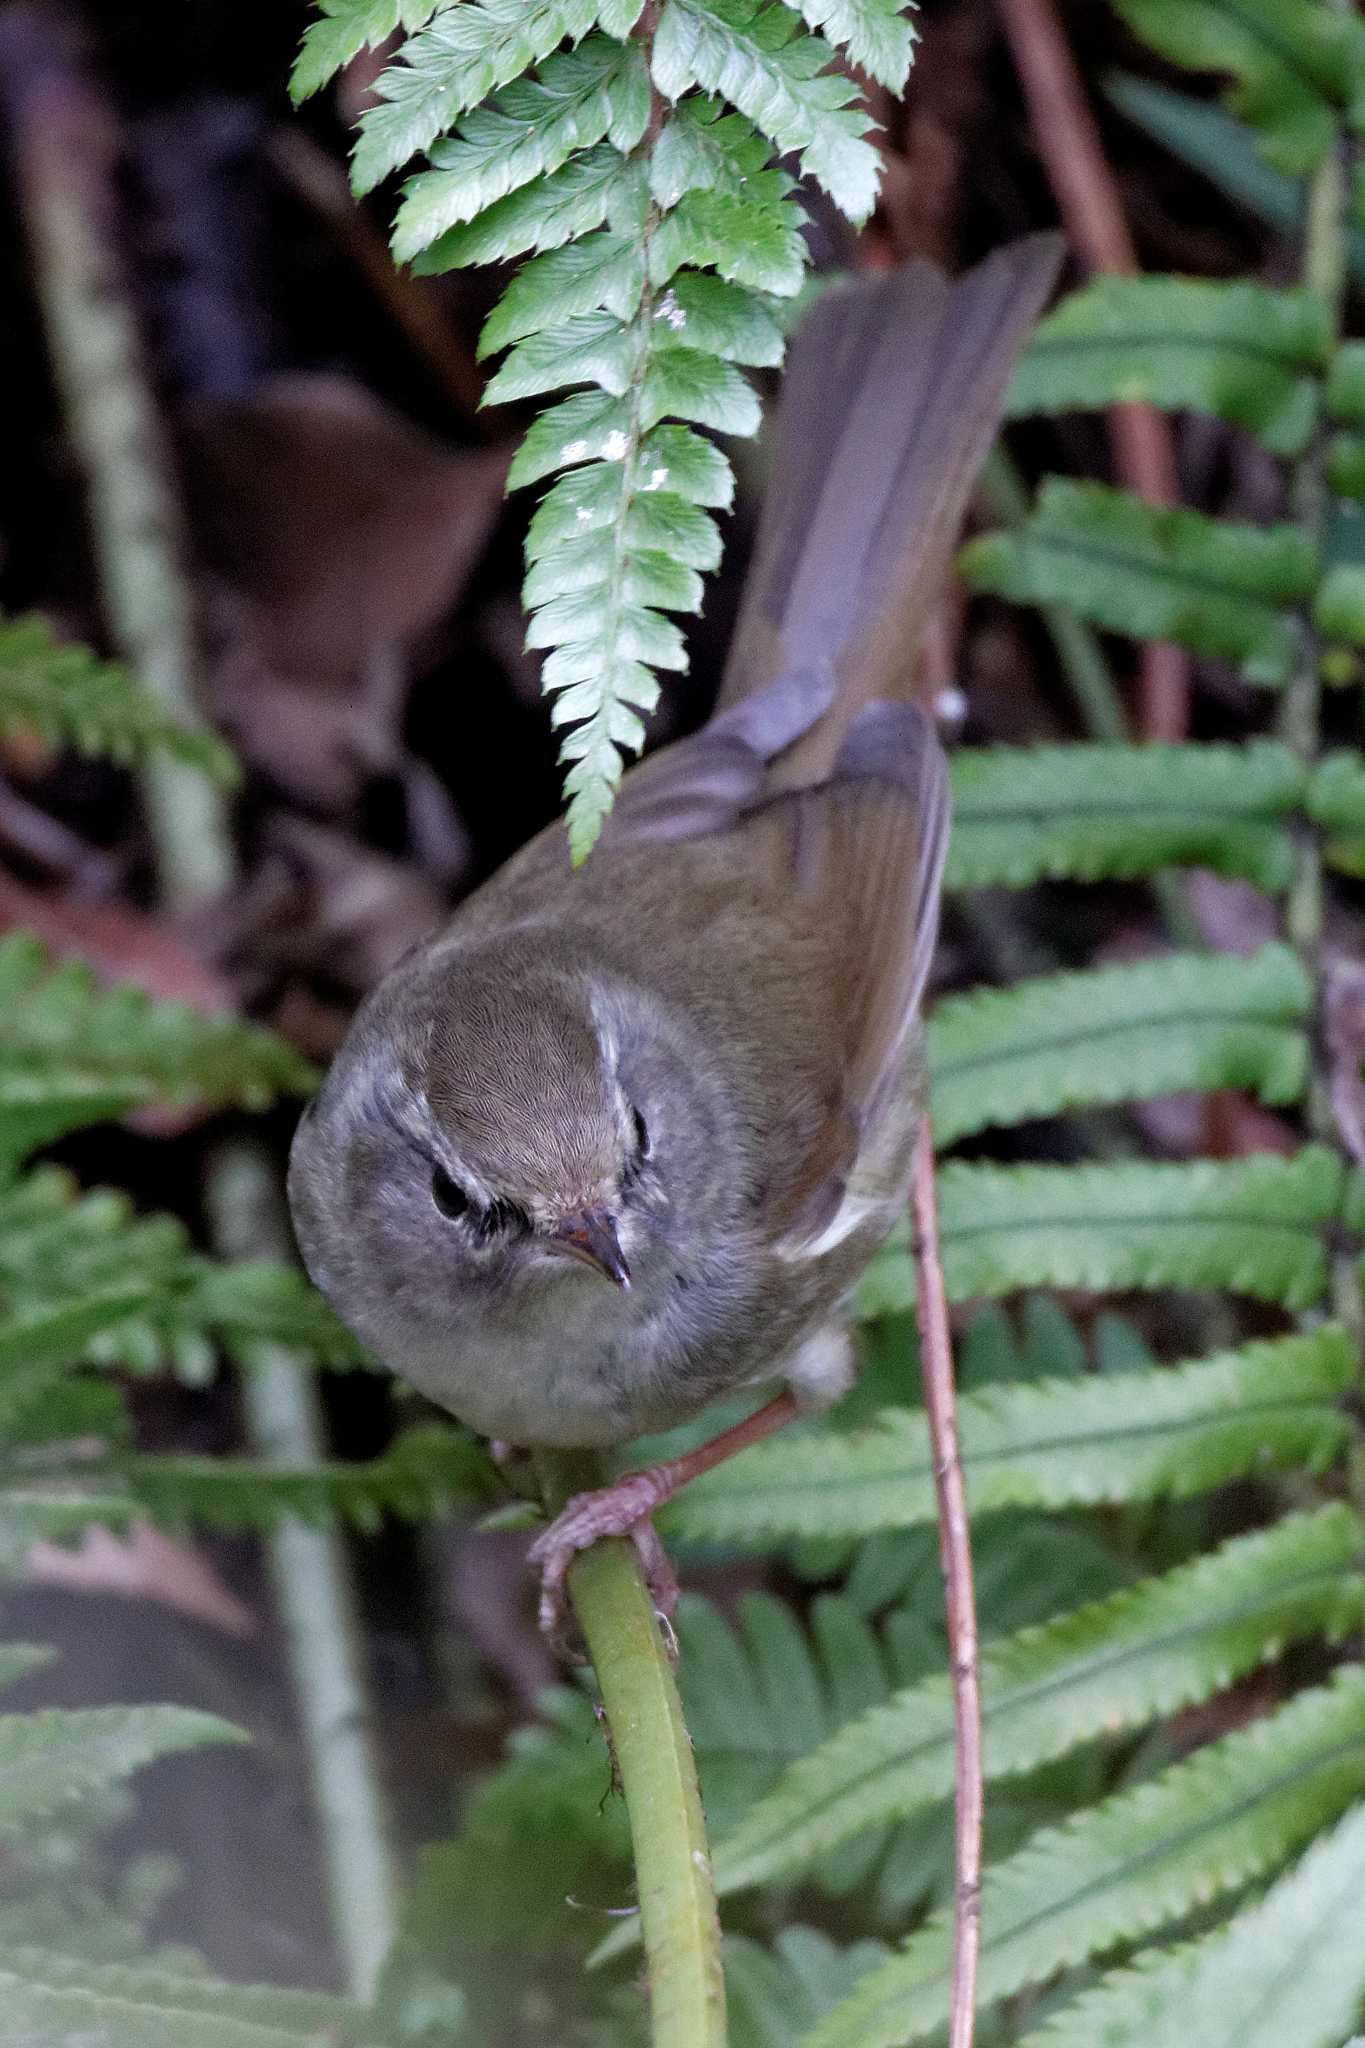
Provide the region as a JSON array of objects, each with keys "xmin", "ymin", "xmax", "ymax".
[
  {"xmin": 911, "ymin": 1115, "xmax": 981, "ymax": 2048},
  {"xmin": 995, "ymin": 0, "xmax": 1189, "ymax": 741}
]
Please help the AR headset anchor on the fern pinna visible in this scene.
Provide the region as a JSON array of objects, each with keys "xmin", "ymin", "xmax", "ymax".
[{"xmin": 292, "ymin": 0, "xmax": 918, "ymax": 856}]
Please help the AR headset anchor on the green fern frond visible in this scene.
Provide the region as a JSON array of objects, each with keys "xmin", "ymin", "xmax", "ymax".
[
  {"xmin": 1108, "ymin": 0, "xmax": 1365, "ymax": 175},
  {"xmin": 664, "ymin": 1326, "xmax": 1354, "ymax": 1544},
  {"xmin": 928, "ymin": 943, "xmax": 1310, "ymax": 1145},
  {"xmin": 712, "ymin": 1505, "xmax": 1365, "ymax": 1899},
  {"xmin": 960, "ymin": 480, "xmax": 1320, "ymax": 686},
  {"xmin": 861, "ymin": 1145, "xmax": 1346, "ymax": 1314},
  {"xmin": 1008, "ymin": 276, "xmax": 1331, "ymax": 455},
  {"xmin": 0, "ymin": 1706, "xmax": 244, "ymax": 1836},
  {"xmin": 1016, "ymin": 1796, "xmax": 1365, "ymax": 2048},
  {"xmin": 0, "ymin": 1944, "xmax": 367, "ymax": 2048},
  {"xmin": 303, "ymin": 0, "xmax": 911, "ymax": 852},
  {"xmin": 115, "ymin": 1424, "xmax": 495, "ymax": 1535},
  {"xmin": 0, "ymin": 934, "xmax": 314, "ymax": 1164},
  {"xmin": 946, "ymin": 741, "xmax": 1301, "ymax": 893},
  {"xmin": 0, "ymin": 614, "xmax": 236, "ymax": 785},
  {"xmin": 804, "ymin": 1667, "xmax": 1365, "ymax": 2048},
  {"xmin": 0, "ymin": 1494, "xmax": 135, "ymax": 1572}
]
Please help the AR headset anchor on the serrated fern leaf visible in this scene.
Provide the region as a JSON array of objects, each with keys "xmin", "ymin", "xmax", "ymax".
[
  {"xmin": 1008, "ymin": 276, "xmax": 1330, "ymax": 455},
  {"xmin": 0, "ymin": 1493, "xmax": 134, "ymax": 1572},
  {"xmin": 654, "ymin": 0, "xmax": 883, "ymax": 219},
  {"xmin": 1016, "ymin": 1797, "xmax": 1365, "ymax": 2048},
  {"xmin": 0, "ymin": 933, "xmax": 315, "ymax": 1160},
  {"xmin": 392, "ymin": 36, "xmax": 649, "ymax": 263},
  {"xmin": 860, "ymin": 1146, "xmax": 1346, "ymax": 1314},
  {"xmin": 0, "ymin": 1705, "xmax": 243, "ymax": 1835},
  {"xmin": 791, "ymin": 0, "xmax": 916, "ymax": 91},
  {"xmin": 291, "ymin": 0, "xmax": 444, "ymax": 102},
  {"xmin": 960, "ymin": 480, "xmax": 1317, "ymax": 686},
  {"xmin": 712, "ymin": 1505, "xmax": 1365, "ymax": 1899},
  {"xmin": 0, "ymin": 1946, "xmax": 364, "ymax": 2048},
  {"xmin": 946, "ymin": 741, "xmax": 1301, "ymax": 892},
  {"xmin": 0, "ymin": 614, "xmax": 236, "ymax": 784},
  {"xmin": 116, "ymin": 1425, "xmax": 495, "ymax": 1534},
  {"xmin": 664, "ymin": 1326, "xmax": 1354, "ymax": 1544},
  {"xmin": 352, "ymin": 0, "xmax": 602, "ymax": 191},
  {"xmin": 1108, "ymin": 0, "xmax": 1365, "ymax": 175},
  {"xmin": 803, "ymin": 1668, "xmax": 1365, "ymax": 2048},
  {"xmin": 929, "ymin": 943, "xmax": 1310, "ymax": 1145}
]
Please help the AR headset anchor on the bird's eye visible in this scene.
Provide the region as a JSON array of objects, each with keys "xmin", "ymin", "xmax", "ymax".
[
  {"xmin": 631, "ymin": 1106, "xmax": 651, "ymax": 1159},
  {"xmin": 431, "ymin": 1167, "xmax": 470, "ymax": 1221}
]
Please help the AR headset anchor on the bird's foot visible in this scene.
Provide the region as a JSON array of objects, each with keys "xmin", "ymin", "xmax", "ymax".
[{"xmin": 527, "ymin": 1467, "xmax": 680, "ymax": 1651}]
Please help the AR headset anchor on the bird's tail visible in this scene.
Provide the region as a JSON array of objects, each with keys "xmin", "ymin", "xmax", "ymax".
[{"xmin": 719, "ymin": 233, "xmax": 1064, "ymax": 788}]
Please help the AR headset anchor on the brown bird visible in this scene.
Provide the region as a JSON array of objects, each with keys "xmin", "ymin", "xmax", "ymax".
[{"xmin": 288, "ymin": 235, "xmax": 1063, "ymax": 1630}]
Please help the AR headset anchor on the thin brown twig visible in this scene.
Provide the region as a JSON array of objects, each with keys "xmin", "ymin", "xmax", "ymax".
[
  {"xmin": 911, "ymin": 1114, "xmax": 981, "ymax": 2048},
  {"xmin": 995, "ymin": 0, "xmax": 1189, "ymax": 742}
]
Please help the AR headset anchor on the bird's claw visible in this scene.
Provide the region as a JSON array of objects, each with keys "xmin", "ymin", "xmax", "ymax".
[{"xmin": 527, "ymin": 1468, "xmax": 680, "ymax": 1656}]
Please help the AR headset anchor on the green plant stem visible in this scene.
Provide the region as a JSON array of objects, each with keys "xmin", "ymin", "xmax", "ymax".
[
  {"xmin": 537, "ymin": 1449, "xmax": 727, "ymax": 2048},
  {"xmin": 8, "ymin": 32, "xmax": 400, "ymax": 1997}
]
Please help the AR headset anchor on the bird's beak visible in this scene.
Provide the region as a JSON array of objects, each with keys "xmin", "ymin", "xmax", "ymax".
[{"xmin": 546, "ymin": 1209, "xmax": 631, "ymax": 1289}]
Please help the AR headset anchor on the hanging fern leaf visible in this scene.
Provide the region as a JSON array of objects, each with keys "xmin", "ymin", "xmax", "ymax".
[
  {"xmin": 946, "ymin": 741, "xmax": 1301, "ymax": 893},
  {"xmin": 861, "ymin": 1145, "xmax": 1347, "ymax": 1314},
  {"xmin": 1107, "ymin": 0, "xmax": 1365, "ymax": 175},
  {"xmin": 0, "ymin": 1705, "xmax": 243, "ymax": 1836},
  {"xmin": 1014, "ymin": 1797, "xmax": 1365, "ymax": 2048},
  {"xmin": 711, "ymin": 1506, "xmax": 1365, "ymax": 1900},
  {"xmin": 928, "ymin": 943, "xmax": 1310, "ymax": 1145},
  {"xmin": 0, "ymin": 1944, "xmax": 368, "ymax": 2048},
  {"xmin": 805, "ymin": 1668, "xmax": 1365, "ymax": 2048},
  {"xmin": 299, "ymin": 2, "xmax": 910, "ymax": 852},
  {"xmin": 290, "ymin": 0, "xmax": 444, "ymax": 103},
  {"xmin": 1008, "ymin": 276, "xmax": 1330, "ymax": 456},
  {"xmin": 665, "ymin": 1327, "xmax": 1354, "ymax": 1545},
  {"xmin": 961, "ymin": 480, "xmax": 1318, "ymax": 686}
]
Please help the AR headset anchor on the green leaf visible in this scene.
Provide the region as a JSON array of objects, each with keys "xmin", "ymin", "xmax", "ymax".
[
  {"xmin": 1008, "ymin": 277, "xmax": 1330, "ymax": 455},
  {"xmin": 650, "ymin": 272, "xmax": 786, "ymax": 364},
  {"xmin": 805, "ymin": 1668, "xmax": 1365, "ymax": 2048},
  {"xmin": 654, "ymin": 0, "xmax": 883, "ymax": 220},
  {"xmin": 946, "ymin": 741, "xmax": 1302, "ymax": 893},
  {"xmin": 0, "ymin": 933, "xmax": 315, "ymax": 1150},
  {"xmin": 479, "ymin": 230, "xmax": 646, "ymax": 354},
  {"xmin": 526, "ymin": 463, "xmax": 723, "ymax": 561},
  {"xmin": 291, "ymin": 0, "xmax": 441, "ymax": 104},
  {"xmin": 391, "ymin": 36, "xmax": 648, "ymax": 263},
  {"xmin": 0, "ymin": 614, "xmax": 237, "ymax": 784},
  {"xmin": 1107, "ymin": 0, "xmax": 1365, "ymax": 173},
  {"xmin": 791, "ymin": 0, "xmax": 917, "ymax": 92},
  {"xmin": 649, "ymin": 188, "xmax": 810, "ymax": 294},
  {"xmin": 116, "ymin": 1425, "xmax": 495, "ymax": 1534},
  {"xmin": 928, "ymin": 943, "xmax": 1311, "ymax": 1145},
  {"xmin": 641, "ymin": 347, "xmax": 762, "ymax": 433},
  {"xmin": 413, "ymin": 144, "xmax": 642, "ymax": 271},
  {"xmin": 860, "ymin": 1146, "xmax": 1347, "ymax": 1315},
  {"xmin": 1015, "ymin": 1798, "xmax": 1365, "ymax": 2048},
  {"xmin": 961, "ymin": 480, "xmax": 1317, "ymax": 686},
  {"xmin": 0, "ymin": 1945, "xmax": 363, "ymax": 2048},
  {"xmin": 352, "ymin": 0, "xmax": 601, "ymax": 190},
  {"xmin": 0, "ymin": 1705, "xmax": 243, "ymax": 1834},
  {"xmin": 649, "ymin": 96, "xmax": 787, "ymax": 207},
  {"xmin": 484, "ymin": 310, "xmax": 642, "ymax": 402},
  {"xmin": 665, "ymin": 1326, "xmax": 1354, "ymax": 1544},
  {"xmin": 712, "ymin": 1505, "xmax": 1365, "ymax": 1899},
  {"xmin": 508, "ymin": 386, "xmax": 635, "ymax": 487}
]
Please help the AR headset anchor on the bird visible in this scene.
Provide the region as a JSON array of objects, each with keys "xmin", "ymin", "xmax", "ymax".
[{"xmin": 288, "ymin": 233, "xmax": 1064, "ymax": 1633}]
